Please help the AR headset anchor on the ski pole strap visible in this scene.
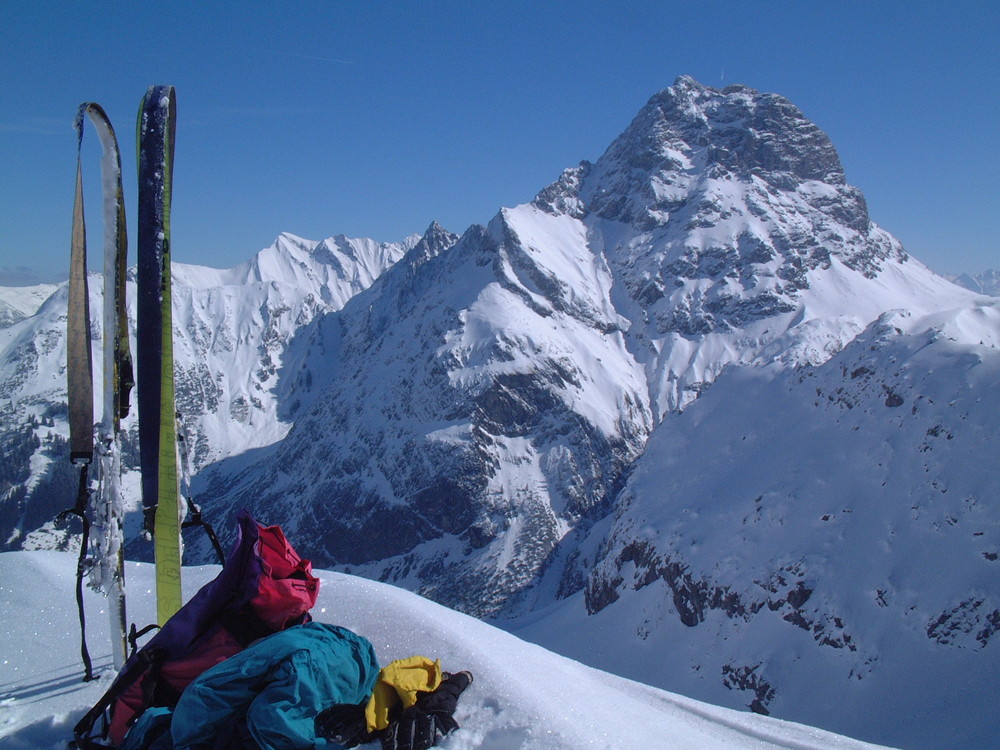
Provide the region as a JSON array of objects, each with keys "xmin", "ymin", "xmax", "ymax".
[
  {"xmin": 181, "ymin": 497, "xmax": 226, "ymax": 565},
  {"xmin": 56, "ymin": 463, "xmax": 95, "ymax": 682},
  {"xmin": 70, "ymin": 647, "xmax": 162, "ymax": 747}
]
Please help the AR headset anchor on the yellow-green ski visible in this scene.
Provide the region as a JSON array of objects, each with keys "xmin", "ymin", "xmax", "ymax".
[{"xmin": 136, "ymin": 85, "xmax": 182, "ymax": 625}]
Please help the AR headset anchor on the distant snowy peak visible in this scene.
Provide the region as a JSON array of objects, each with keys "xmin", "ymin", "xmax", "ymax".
[
  {"xmin": 520, "ymin": 76, "xmax": 983, "ymax": 423},
  {"xmin": 0, "ymin": 283, "xmax": 61, "ymax": 328},
  {"xmin": 0, "ymin": 225, "xmax": 424, "ymax": 552},
  {"xmin": 408, "ymin": 221, "xmax": 461, "ymax": 265},
  {"xmin": 534, "ymin": 75, "xmax": 903, "ymax": 292},
  {"xmin": 949, "ymin": 269, "xmax": 1000, "ymax": 297},
  {"xmin": 173, "ymin": 231, "xmax": 420, "ymax": 300},
  {"xmin": 537, "ymin": 75, "xmax": 853, "ymax": 221}
]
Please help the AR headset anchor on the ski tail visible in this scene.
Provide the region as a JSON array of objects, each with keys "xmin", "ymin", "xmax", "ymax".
[
  {"xmin": 64, "ymin": 101, "xmax": 136, "ymax": 674},
  {"xmin": 81, "ymin": 102, "xmax": 135, "ymax": 669},
  {"xmin": 65, "ymin": 119, "xmax": 96, "ymax": 681},
  {"xmin": 136, "ymin": 85, "xmax": 183, "ymax": 625}
]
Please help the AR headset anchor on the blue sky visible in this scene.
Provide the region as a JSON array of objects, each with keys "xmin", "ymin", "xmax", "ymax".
[{"xmin": 1, "ymin": 1, "xmax": 997, "ymax": 284}]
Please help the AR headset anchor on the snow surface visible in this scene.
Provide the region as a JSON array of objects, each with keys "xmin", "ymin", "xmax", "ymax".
[
  {"xmin": 507, "ymin": 303, "xmax": 1000, "ymax": 750},
  {"xmin": 0, "ymin": 284, "xmax": 61, "ymax": 318},
  {"xmin": 0, "ymin": 283, "xmax": 60, "ymax": 328},
  {"xmin": 0, "ymin": 551, "xmax": 890, "ymax": 750}
]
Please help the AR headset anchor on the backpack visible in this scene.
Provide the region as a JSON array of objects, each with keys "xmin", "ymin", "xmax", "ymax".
[{"xmin": 72, "ymin": 509, "xmax": 320, "ymax": 748}]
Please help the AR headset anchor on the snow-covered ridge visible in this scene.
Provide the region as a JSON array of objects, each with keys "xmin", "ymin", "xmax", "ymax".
[
  {"xmin": 533, "ymin": 303, "xmax": 1000, "ymax": 748},
  {"xmin": 0, "ymin": 282, "xmax": 61, "ymax": 328},
  {"xmin": 0, "ymin": 550, "xmax": 892, "ymax": 750}
]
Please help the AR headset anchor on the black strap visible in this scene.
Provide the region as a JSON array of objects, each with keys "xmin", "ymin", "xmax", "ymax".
[
  {"xmin": 128, "ymin": 622, "xmax": 161, "ymax": 658},
  {"xmin": 218, "ymin": 605, "xmax": 277, "ymax": 647},
  {"xmin": 175, "ymin": 412, "xmax": 226, "ymax": 565},
  {"xmin": 181, "ymin": 497, "xmax": 226, "ymax": 565},
  {"xmin": 56, "ymin": 463, "xmax": 95, "ymax": 682},
  {"xmin": 71, "ymin": 645, "xmax": 167, "ymax": 746}
]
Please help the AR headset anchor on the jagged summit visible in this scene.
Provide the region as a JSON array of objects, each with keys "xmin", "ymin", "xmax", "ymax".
[
  {"xmin": 536, "ymin": 76, "xmax": 854, "ymax": 224},
  {"xmin": 533, "ymin": 76, "xmax": 906, "ymax": 360},
  {"xmin": 407, "ymin": 220, "xmax": 460, "ymax": 265}
]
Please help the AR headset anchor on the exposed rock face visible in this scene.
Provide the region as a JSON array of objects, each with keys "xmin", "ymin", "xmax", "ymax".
[
  {"xmin": 535, "ymin": 77, "xmax": 904, "ymax": 353},
  {"xmin": 557, "ymin": 305, "xmax": 1000, "ymax": 748},
  {"xmin": 202, "ymin": 214, "xmax": 652, "ymax": 616}
]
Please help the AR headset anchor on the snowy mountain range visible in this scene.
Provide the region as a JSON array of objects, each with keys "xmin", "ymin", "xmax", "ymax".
[{"xmin": 1, "ymin": 76, "xmax": 997, "ymax": 749}]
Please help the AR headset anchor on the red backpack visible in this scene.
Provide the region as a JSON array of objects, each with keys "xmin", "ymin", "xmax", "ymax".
[{"xmin": 72, "ymin": 510, "xmax": 320, "ymax": 748}]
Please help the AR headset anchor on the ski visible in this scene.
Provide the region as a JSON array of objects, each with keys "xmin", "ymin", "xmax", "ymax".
[
  {"xmin": 66, "ymin": 102, "xmax": 135, "ymax": 671},
  {"xmin": 136, "ymin": 85, "xmax": 183, "ymax": 625},
  {"xmin": 66, "ymin": 110, "xmax": 96, "ymax": 681}
]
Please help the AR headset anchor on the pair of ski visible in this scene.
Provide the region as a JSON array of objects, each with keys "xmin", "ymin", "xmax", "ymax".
[{"xmin": 66, "ymin": 86, "xmax": 182, "ymax": 676}]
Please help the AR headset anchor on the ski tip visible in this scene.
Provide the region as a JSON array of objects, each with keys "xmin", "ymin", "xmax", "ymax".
[{"xmin": 143, "ymin": 84, "xmax": 176, "ymax": 105}]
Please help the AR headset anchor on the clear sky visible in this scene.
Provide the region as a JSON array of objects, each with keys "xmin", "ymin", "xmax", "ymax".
[{"xmin": 1, "ymin": 1, "xmax": 997, "ymax": 285}]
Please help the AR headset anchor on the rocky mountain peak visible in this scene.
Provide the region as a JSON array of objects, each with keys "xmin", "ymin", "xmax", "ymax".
[
  {"xmin": 532, "ymin": 76, "xmax": 905, "ymax": 355},
  {"xmin": 535, "ymin": 76, "xmax": 867, "ymax": 233},
  {"xmin": 411, "ymin": 220, "xmax": 460, "ymax": 262}
]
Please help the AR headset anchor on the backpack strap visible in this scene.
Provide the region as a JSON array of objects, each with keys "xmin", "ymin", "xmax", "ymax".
[
  {"xmin": 71, "ymin": 647, "xmax": 167, "ymax": 747},
  {"xmin": 180, "ymin": 495, "xmax": 225, "ymax": 565},
  {"xmin": 128, "ymin": 622, "xmax": 161, "ymax": 658}
]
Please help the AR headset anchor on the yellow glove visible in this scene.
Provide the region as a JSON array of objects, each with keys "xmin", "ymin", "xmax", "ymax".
[{"xmin": 365, "ymin": 656, "xmax": 443, "ymax": 732}]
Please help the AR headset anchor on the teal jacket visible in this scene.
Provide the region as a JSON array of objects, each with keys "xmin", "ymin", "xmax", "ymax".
[{"xmin": 165, "ymin": 622, "xmax": 379, "ymax": 749}]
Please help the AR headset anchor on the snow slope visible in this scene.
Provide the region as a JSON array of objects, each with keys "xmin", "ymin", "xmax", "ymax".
[
  {"xmin": 511, "ymin": 304, "xmax": 1000, "ymax": 749},
  {"xmin": 0, "ymin": 284, "xmax": 60, "ymax": 329},
  {"xmin": 195, "ymin": 76, "xmax": 986, "ymax": 631},
  {"xmin": 0, "ymin": 550, "xmax": 890, "ymax": 750}
]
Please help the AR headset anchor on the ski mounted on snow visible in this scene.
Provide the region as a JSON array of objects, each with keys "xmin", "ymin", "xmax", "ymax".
[
  {"xmin": 62, "ymin": 101, "xmax": 135, "ymax": 677},
  {"xmin": 135, "ymin": 84, "xmax": 184, "ymax": 627}
]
